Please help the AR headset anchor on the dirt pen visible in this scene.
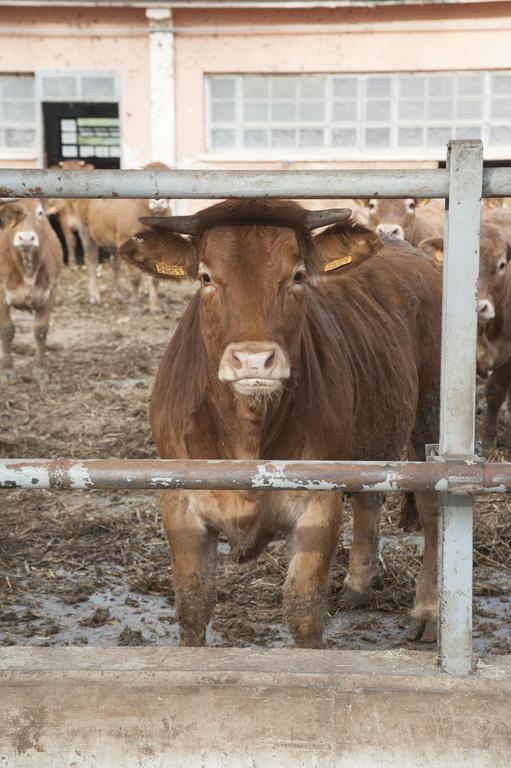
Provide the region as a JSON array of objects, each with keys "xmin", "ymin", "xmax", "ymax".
[{"xmin": 1, "ymin": 141, "xmax": 511, "ymax": 766}]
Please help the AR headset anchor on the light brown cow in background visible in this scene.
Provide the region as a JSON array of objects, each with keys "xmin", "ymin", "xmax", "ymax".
[
  {"xmin": 50, "ymin": 161, "xmax": 172, "ymax": 312},
  {"xmin": 49, "ymin": 160, "xmax": 95, "ymax": 268},
  {"xmin": 357, "ymin": 198, "xmax": 444, "ymax": 247},
  {"xmin": 0, "ymin": 199, "xmax": 63, "ymax": 376}
]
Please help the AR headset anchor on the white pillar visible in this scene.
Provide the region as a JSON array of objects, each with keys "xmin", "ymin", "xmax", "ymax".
[{"xmin": 146, "ymin": 7, "xmax": 175, "ymax": 167}]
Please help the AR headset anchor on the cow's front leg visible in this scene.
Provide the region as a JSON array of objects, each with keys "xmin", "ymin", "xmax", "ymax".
[
  {"xmin": 0, "ymin": 299, "xmax": 15, "ymax": 376},
  {"xmin": 162, "ymin": 491, "xmax": 218, "ymax": 647},
  {"xmin": 148, "ymin": 277, "xmax": 160, "ymax": 314},
  {"xmin": 34, "ymin": 291, "xmax": 57, "ymax": 374},
  {"xmin": 128, "ymin": 264, "xmax": 142, "ymax": 306},
  {"xmin": 338, "ymin": 492, "xmax": 382, "ymax": 608},
  {"xmin": 111, "ymin": 251, "xmax": 122, "ymax": 301},
  {"xmin": 407, "ymin": 491, "xmax": 438, "ymax": 643},
  {"xmin": 284, "ymin": 491, "xmax": 342, "ymax": 648},
  {"xmin": 81, "ymin": 227, "xmax": 100, "ymax": 304}
]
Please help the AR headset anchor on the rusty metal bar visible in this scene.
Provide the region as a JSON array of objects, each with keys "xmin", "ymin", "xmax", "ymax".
[{"xmin": 1, "ymin": 457, "xmax": 510, "ymax": 493}]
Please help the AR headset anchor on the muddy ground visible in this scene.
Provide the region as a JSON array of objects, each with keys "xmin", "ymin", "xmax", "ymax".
[{"xmin": 1, "ymin": 264, "xmax": 510, "ymax": 654}]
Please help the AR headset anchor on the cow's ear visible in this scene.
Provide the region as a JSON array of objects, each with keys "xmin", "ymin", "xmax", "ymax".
[
  {"xmin": 352, "ymin": 198, "xmax": 369, "ymax": 208},
  {"xmin": 119, "ymin": 228, "xmax": 197, "ymax": 280},
  {"xmin": 44, "ymin": 199, "xmax": 63, "ymax": 216},
  {"xmin": 0, "ymin": 203, "xmax": 26, "ymax": 230},
  {"xmin": 309, "ymin": 220, "xmax": 383, "ymax": 276},
  {"xmin": 415, "ymin": 198, "xmax": 432, "ymax": 207},
  {"xmin": 419, "ymin": 236, "xmax": 444, "ymax": 264}
]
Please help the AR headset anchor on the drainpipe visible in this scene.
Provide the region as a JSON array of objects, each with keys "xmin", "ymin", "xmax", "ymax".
[{"xmin": 146, "ymin": 7, "xmax": 176, "ymax": 168}]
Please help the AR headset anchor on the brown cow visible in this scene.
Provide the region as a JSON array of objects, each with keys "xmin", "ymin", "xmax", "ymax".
[
  {"xmin": 52, "ymin": 161, "xmax": 171, "ymax": 311},
  {"xmin": 0, "ymin": 199, "xmax": 63, "ymax": 375},
  {"xmin": 49, "ymin": 160, "xmax": 95, "ymax": 268},
  {"xmin": 421, "ymin": 223, "xmax": 511, "ymax": 446},
  {"xmin": 120, "ymin": 198, "xmax": 441, "ymax": 648},
  {"xmin": 357, "ymin": 198, "xmax": 444, "ymax": 247}
]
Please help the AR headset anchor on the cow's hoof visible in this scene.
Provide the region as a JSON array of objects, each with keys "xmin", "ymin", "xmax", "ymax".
[
  {"xmin": 35, "ymin": 367, "xmax": 50, "ymax": 384},
  {"xmin": 89, "ymin": 296, "xmax": 101, "ymax": 305},
  {"xmin": 337, "ymin": 585, "xmax": 372, "ymax": 609},
  {"xmin": 407, "ymin": 615, "xmax": 437, "ymax": 643}
]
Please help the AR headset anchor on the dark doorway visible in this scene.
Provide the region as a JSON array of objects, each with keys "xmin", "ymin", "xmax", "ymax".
[{"xmin": 42, "ymin": 102, "xmax": 120, "ymax": 169}]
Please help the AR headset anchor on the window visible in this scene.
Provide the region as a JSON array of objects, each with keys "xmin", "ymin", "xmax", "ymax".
[
  {"xmin": 206, "ymin": 72, "xmax": 511, "ymax": 156},
  {"xmin": 0, "ymin": 74, "xmax": 36, "ymax": 151},
  {"xmin": 60, "ymin": 117, "xmax": 121, "ymax": 160},
  {"xmin": 41, "ymin": 72, "xmax": 118, "ymax": 102}
]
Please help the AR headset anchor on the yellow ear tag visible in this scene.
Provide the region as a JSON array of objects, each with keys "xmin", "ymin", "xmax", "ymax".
[
  {"xmin": 155, "ymin": 262, "xmax": 186, "ymax": 277},
  {"xmin": 434, "ymin": 250, "xmax": 444, "ymax": 263},
  {"xmin": 324, "ymin": 255, "xmax": 352, "ymax": 272}
]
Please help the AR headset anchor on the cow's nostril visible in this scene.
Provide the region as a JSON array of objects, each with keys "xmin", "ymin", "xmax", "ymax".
[
  {"xmin": 230, "ymin": 350, "xmax": 243, "ymax": 370},
  {"xmin": 265, "ymin": 351, "xmax": 275, "ymax": 369}
]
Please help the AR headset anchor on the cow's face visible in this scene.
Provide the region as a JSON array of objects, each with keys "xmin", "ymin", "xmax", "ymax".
[
  {"xmin": 358, "ymin": 198, "xmax": 428, "ymax": 240},
  {"xmin": 477, "ymin": 224, "xmax": 510, "ymax": 324},
  {"xmin": 120, "ymin": 200, "xmax": 382, "ymax": 398},
  {"xmin": 0, "ymin": 199, "xmax": 48, "ymax": 277}
]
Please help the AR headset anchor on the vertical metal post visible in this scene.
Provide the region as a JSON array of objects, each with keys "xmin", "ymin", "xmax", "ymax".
[{"xmin": 438, "ymin": 140, "xmax": 483, "ymax": 674}]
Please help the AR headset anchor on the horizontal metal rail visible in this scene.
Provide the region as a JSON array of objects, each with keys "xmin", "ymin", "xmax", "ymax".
[
  {"xmin": 0, "ymin": 167, "xmax": 509, "ymax": 200},
  {"xmin": 0, "ymin": 458, "xmax": 509, "ymax": 493}
]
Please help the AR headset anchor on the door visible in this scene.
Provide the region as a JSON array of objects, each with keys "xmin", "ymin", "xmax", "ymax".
[{"xmin": 42, "ymin": 102, "xmax": 120, "ymax": 169}]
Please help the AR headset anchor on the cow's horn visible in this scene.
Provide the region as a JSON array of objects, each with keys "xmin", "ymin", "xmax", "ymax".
[
  {"xmin": 304, "ymin": 208, "xmax": 352, "ymax": 230},
  {"xmin": 139, "ymin": 215, "xmax": 198, "ymax": 236}
]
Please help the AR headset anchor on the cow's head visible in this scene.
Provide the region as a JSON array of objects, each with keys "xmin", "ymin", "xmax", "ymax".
[
  {"xmin": 420, "ymin": 224, "xmax": 511, "ymax": 324},
  {"xmin": 120, "ymin": 199, "xmax": 382, "ymax": 397},
  {"xmin": 356, "ymin": 198, "xmax": 432, "ymax": 240},
  {"xmin": 0, "ymin": 199, "xmax": 50, "ymax": 277}
]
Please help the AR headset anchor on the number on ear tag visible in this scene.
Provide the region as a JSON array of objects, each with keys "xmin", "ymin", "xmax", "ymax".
[
  {"xmin": 155, "ymin": 262, "xmax": 186, "ymax": 276},
  {"xmin": 324, "ymin": 255, "xmax": 352, "ymax": 272}
]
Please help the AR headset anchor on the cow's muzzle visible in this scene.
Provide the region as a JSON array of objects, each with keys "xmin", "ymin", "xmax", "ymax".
[
  {"xmin": 219, "ymin": 342, "xmax": 290, "ymax": 395},
  {"xmin": 376, "ymin": 224, "xmax": 405, "ymax": 240},
  {"xmin": 477, "ymin": 298, "xmax": 496, "ymax": 323}
]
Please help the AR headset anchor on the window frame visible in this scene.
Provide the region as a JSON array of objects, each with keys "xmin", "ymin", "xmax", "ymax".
[{"xmin": 204, "ymin": 71, "xmax": 511, "ymax": 162}]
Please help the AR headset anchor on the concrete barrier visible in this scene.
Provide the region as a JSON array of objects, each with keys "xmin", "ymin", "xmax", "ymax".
[{"xmin": 1, "ymin": 647, "xmax": 510, "ymax": 767}]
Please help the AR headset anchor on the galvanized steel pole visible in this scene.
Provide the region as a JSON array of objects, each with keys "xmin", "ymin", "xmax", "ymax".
[{"xmin": 438, "ymin": 140, "xmax": 483, "ymax": 674}]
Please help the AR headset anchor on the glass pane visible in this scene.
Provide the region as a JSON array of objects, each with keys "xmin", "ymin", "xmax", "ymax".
[
  {"xmin": 271, "ymin": 129, "xmax": 296, "ymax": 148},
  {"xmin": 61, "ymin": 119, "xmax": 76, "ymax": 131},
  {"xmin": 399, "ymin": 100, "xmax": 425, "ymax": 120},
  {"xmin": 243, "ymin": 129, "xmax": 268, "ymax": 148},
  {"xmin": 272, "ymin": 77, "xmax": 297, "ymax": 98},
  {"xmin": 400, "ymin": 76, "xmax": 425, "ymax": 98},
  {"xmin": 210, "ymin": 78, "xmax": 235, "ymax": 98},
  {"xmin": 428, "ymin": 76, "xmax": 454, "ymax": 97},
  {"xmin": 399, "ymin": 127, "xmax": 423, "ymax": 147},
  {"xmin": 491, "ymin": 99, "xmax": 511, "ymax": 119},
  {"xmin": 455, "ymin": 126, "xmax": 481, "ymax": 140},
  {"xmin": 299, "ymin": 76, "xmax": 324, "ymax": 99},
  {"xmin": 366, "ymin": 100, "xmax": 390, "ymax": 121},
  {"xmin": 299, "ymin": 101, "xmax": 324, "ymax": 123},
  {"xmin": 81, "ymin": 77, "xmax": 116, "ymax": 100},
  {"xmin": 79, "ymin": 146, "xmax": 93, "ymax": 158},
  {"xmin": 243, "ymin": 76, "xmax": 268, "ymax": 99},
  {"xmin": 490, "ymin": 126, "xmax": 511, "ymax": 146},
  {"xmin": 457, "ymin": 74, "xmax": 484, "ymax": 96},
  {"xmin": 211, "ymin": 101, "xmax": 236, "ymax": 122},
  {"xmin": 332, "ymin": 100, "xmax": 357, "ymax": 122},
  {"xmin": 333, "ymin": 78, "xmax": 358, "ymax": 99},
  {"xmin": 2, "ymin": 100, "xmax": 35, "ymax": 122},
  {"xmin": 426, "ymin": 126, "xmax": 452, "ymax": 147},
  {"xmin": 211, "ymin": 128, "xmax": 236, "ymax": 149},
  {"xmin": 5, "ymin": 127, "xmax": 36, "ymax": 147},
  {"xmin": 42, "ymin": 76, "xmax": 77, "ymax": 100},
  {"xmin": 366, "ymin": 77, "xmax": 391, "ymax": 98},
  {"xmin": 243, "ymin": 101, "xmax": 268, "ymax": 121},
  {"xmin": 62, "ymin": 131, "xmax": 77, "ymax": 144},
  {"xmin": 492, "ymin": 73, "xmax": 511, "ymax": 96},
  {"xmin": 62, "ymin": 145, "xmax": 77, "ymax": 157},
  {"xmin": 365, "ymin": 127, "xmax": 390, "ymax": 147},
  {"xmin": 272, "ymin": 102, "xmax": 296, "ymax": 122},
  {"xmin": 1, "ymin": 75, "xmax": 34, "ymax": 98},
  {"xmin": 455, "ymin": 99, "xmax": 482, "ymax": 120},
  {"xmin": 332, "ymin": 127, "xmax": 357, "ymax": 147},
  {"xmin": 109, "ymin": 146, "xmax": 120, "ymax": 157},
  {"xmin": 428, "ymin": 100, "xmax": 453, "ymax": 120},
  {"xmin": 299, "ymin": 129, "xmax": 324, "ymax": 148}
]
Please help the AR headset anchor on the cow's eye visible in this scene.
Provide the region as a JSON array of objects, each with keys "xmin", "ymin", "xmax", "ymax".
[
  {"xmin": 201, "ymin": 272, "xmax": 211, "ymax": 285},
  {"xmin": 293, "ymin": 271, "xmax": 306, "ymax": 284},
  {"xmin": 498, "ymin": 261, "xmax": 507, "ymax": 273},
  {"xmin": 407, "ymin": 200, "xmax": 416, "ymax": 211},
  {"xmin": 368, "ymin": 201, "xmax": 376, "ymax": 210},
  {"xmin": 35, "ymin": 205, "xmax": 45, "ymax": 219}
]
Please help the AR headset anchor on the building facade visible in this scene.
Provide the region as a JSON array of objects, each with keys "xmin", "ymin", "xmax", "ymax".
[{"xmin": 0, "ymin": 0, "xmax": 510, "ymax": 183}]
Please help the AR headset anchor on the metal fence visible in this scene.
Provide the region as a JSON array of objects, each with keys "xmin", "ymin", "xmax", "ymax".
[{"xmin": 0, "ymin": 139, "xmax": 508, "ymax": 675}]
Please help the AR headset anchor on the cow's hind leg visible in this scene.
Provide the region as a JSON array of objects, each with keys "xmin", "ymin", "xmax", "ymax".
[
  {"xmin": 407, "ymin": 491, "xmax": 438, "ymax": 643},
  {"xmin": 34, "ymin": 290, "xmax": 57, "ymax": 376},
  {"xmin": 482, "ymin": 360, "xmax": 511, "ymax": 447},
  {"xmin": 338, "ymin": 492, "xmax": 382, "ymax": 609},
  {"xmin": 162, "ymin": 491, "xmax": 218, "ymax": 647},
  {"xmin": 284, "ymin": 491, "xmax": 342, "ymax": 648},
  {"xmin": 0, "ymin": 299, "xmax": 15, "ymax": 376},
  {"xmin": 81, "ymin": 227, "xmax": 100, "ymax": 304}
]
